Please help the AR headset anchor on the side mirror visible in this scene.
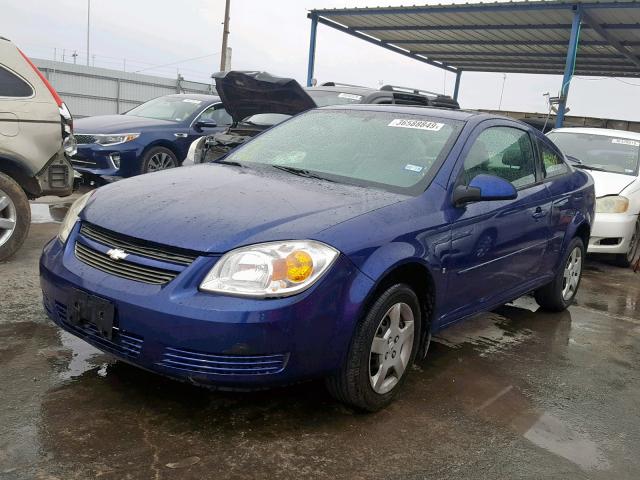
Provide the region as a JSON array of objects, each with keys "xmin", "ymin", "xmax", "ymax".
[
  {"xmin": 195, "ymin": 120, "xmax": 218, "ymax": 131},
  {"xmin": 453, "ymin": 174, "xmax": 517, "ymax": 206}
]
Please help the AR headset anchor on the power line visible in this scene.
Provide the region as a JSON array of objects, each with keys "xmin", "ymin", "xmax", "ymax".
[{"xmin": 133, "ymin": 53, "xmax": 220, "ymax": 73}]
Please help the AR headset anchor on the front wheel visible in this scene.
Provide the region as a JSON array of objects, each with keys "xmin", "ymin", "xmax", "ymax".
[
  {"xmin": 325, "ymin": 284, "xmax": 421, "ymax": 412},
  {"xmin": 0, "ymin": 172, "xmax": 31, "ymax": 262},
  {"xmin": 141, "ymin": 147, "xmax": 178, "ymax": 174},
  {"xmin": 534, "ymin": 236, "xmax": 585, "ymax": 312}
]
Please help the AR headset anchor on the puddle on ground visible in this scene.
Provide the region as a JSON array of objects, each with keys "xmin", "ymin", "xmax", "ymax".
[
  {"xmin": 57, "ymin": 330, "xmax": 111, "ymax": 380},
  {"xmin": 523, "ymin": 412, "xmax": 610, "ymax": 471},
  {"xmin": 30, "ymin": 203, "xmax": 72, "ymax": 224}
]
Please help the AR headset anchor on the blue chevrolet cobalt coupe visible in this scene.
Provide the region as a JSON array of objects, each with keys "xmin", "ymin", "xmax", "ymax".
[{"xmin": 41, "ymin": 105, "xmax": 594, "ymax": 411}]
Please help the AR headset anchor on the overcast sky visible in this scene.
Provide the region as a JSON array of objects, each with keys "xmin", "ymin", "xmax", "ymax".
[{"xmin": 4, "ymin": 0, "xmax": 640, "ymax": 120}]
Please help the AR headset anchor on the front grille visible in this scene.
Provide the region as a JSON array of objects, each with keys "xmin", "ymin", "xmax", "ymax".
[
  {"xmin": 53, "ymin": 301, "xmax": 144, "ymax": 358},
  {"xmin": 75, "ymin": 134, "xmax": 97, "ymax": 144},
  {"xmin": 158, "ymin": 346, "xmax": 288, "ymax": 376},
  {"xmin": 75, "ymin": 242, "xmax": 178, "ymax": 285},
  {"xmin": 80, "ymin": 223, "xmax": 198, "ymax": 266}
]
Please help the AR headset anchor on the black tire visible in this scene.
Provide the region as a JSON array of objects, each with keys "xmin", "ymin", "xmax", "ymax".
[
  {"xmin": 140, "ymin": 146, "xmax": 178, "ymax": 174},
  {"xmin": 612, "ymin": 218, "xmax": 640, "ymax": 268},
  {"xmin": 325, "ymin": 283, "xmax": 422, "ymax": 412},
  {"xmin": 0, "ymin": 172, "xmax": 30, "ymax": 262},
  {"xmin": 534, "ymin": 236, "xmax": 585, "ymax": 312}
]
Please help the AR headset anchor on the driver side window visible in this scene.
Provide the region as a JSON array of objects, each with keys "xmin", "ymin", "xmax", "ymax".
[
  {"xmin": 463, "ymin": 127, "xmax": 536, "ymax": 189},
  {"xmin": 198, "ymin": 105, "xmax": 232, "ymax": 126}
]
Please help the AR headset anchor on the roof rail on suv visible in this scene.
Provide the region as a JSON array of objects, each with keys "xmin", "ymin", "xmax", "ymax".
[
  {"xmin": 380, "ymin": 84, "xmax": 460, "ymax": 110},
  {"xmin": 320, "ymin": 81, "xmax": 368, "ymax": 88}
]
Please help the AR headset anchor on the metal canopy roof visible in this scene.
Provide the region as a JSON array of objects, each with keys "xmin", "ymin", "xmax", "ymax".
[{"xmin": 308, "ymin": 0, "xmax": 640, "ymax": 78}]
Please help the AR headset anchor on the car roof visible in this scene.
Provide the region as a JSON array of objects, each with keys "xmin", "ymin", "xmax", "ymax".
[
  {"xmin": 550, "ymin": 127, "xmax": 640, "ymax": 140},
  {"xmin": 164, "ymin": 93, "xmax": 221, "ymax": 102},
  {"xmin": 317, "ymin": 103, "xmax": 491, "ymax": 122}
]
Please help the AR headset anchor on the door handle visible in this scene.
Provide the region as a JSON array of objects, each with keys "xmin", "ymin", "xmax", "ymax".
[{"xmin": 532, "ymin": 207, "xmax": 548, "ymax": 219}]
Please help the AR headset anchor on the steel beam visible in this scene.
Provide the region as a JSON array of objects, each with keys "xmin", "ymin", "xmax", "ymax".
[
  {"xmin": 453, "ymin": 70, "xmax": 462, "ymax": 101},
  {"xmin": 556, "ymin": 6, "xmax": 583, "ymax": 128},
  {"xmin": 312, "ymin": 15, "xmax": 457, "ymax": 73},
  {"xmin": 384, "ymin": 39, "xmax": 640, "ymax": 47},
  {"xmin": 581, "ymin": 10, "xmax": 640, "ymax": 69},
  {"xmin": 307, "ymin": 14, "xmax": 318, "ymax": 87}
]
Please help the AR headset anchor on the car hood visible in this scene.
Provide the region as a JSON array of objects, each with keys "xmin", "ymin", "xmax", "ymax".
[
  {"xmin": 213, "ymin": 71, "xmax": 317, "ymax": 123},
  {"xmin": 81, "ymin": 164, "xmax": 404, "ymax": 253},
  {"xmin": 74, "ymin": 114, "xmax": 176, "ymax": 134},
  {"xmin": 586, "ymin": 169, "xmax": 637, "ymax": 197}
]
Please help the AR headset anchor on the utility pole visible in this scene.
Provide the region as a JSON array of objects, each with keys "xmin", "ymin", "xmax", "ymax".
[
  {"xmin": 220, "ymin": 0, "xmax": 231, "ymax": 71},
  {"xmin": 86, "ymin": 0, "xmax": 91, "ymax": 66}
]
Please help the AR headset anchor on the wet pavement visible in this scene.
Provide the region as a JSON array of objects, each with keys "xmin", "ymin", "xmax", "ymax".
[{"xmin": 1, "ymin": 199, "xmax": 639, "ymax": 479}]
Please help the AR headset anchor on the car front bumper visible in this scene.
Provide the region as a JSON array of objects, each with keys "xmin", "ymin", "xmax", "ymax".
[
  {"xmin": 70, "ymin": 142, "xmax": 143, "ymax": 178},
  {"xmin": 588, "ymin": 212, "xmax": 638, "ymax": 255},
  {"xmin": 39, "ymin": 230, "xmax": 373, "ymax": 389}
]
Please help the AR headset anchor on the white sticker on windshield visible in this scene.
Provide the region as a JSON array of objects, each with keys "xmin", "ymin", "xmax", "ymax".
[
  {"xmin": 338, "ymin": 93, "xmax": 362, "ymax": 100},
  {"xmin": 612, "ymin": 138, "xmax": 640, "ymax": 147},
  {"xmin": 404, "ymin": 164, "xmax": 424, "ymax": 173},
  {"xmin": 388, "ymin": 119, "xmax": 444, "ymax": 131},
  {"xmin": 182, "ymin": 99, "xmax": 202, "ymax": 104}
]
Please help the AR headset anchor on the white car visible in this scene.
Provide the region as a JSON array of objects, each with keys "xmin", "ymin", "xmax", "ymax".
[{"xmin": 548, "ymin": 127, "xmax": 640, "ymax": 266}]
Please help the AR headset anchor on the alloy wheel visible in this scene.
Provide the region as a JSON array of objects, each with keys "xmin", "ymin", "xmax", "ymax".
[
  {"xmin": 0, "ymin": 189, "xmax": 17, "ymax": 249},
  {"xmin": 147, "ymin": 152, "xmax": 177, "ymax": 171},
  {"xmin": 369, "ymin": 302, "xmax": 415, "ymax": 394},
  {"xmin": 562, "ymin": 246, "xmax": 582, "ymax": 300}
]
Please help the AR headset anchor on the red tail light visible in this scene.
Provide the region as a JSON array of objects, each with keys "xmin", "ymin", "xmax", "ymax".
[{"xmin": 18, "ymin": 48, "xmax": 63, "ymax": 107}]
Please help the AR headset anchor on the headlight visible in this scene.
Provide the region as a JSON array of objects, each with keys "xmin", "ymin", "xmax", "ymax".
[
  {"xmin": 93, "ymin": 133, "xmax": 140, "ymax": 146},
  {"xmin": 63, "ymin": 134, "xmax": 77, "ymax": 156},
  {"xmin": 58, "ymin": 191, "xmax": 94, "ymax": 243},
  {"xmin": 200, "ymin": 241, "xmax": 339, "ymax": 298},
  {"xmin": 596, "ymin": 195, "xmax": 629, "ymax": 214}
]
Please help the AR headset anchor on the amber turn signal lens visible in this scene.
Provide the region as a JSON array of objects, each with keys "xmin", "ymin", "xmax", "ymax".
[{"xmin": 286, "ymin": 250, "xmax": 314, "ymax": 283}]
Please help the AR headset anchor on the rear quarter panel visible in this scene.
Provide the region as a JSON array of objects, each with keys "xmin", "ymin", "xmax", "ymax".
[{"xmin": 0, "ymin": 41, "xmax": 60, "ymax": 177}]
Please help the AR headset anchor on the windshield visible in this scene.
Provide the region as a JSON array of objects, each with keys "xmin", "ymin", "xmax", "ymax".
[
  {"xmin": 125, "ymin": 96, "xmax": 206, "ymax": 122},
  {"xmin": 224, "ymin": 109, "xmax": 464, "ymax": 195},
  {"xmin": 548, "ymin": 131, "xmax": 640, "ymax": 176},
  {"xmin": 306, "ymin": 89, "xmax": 365, "ymax": 107}
]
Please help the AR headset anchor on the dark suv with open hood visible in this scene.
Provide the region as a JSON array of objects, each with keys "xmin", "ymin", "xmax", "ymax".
[{"xmin": 187, "ymin": 72, "xmax": 460, "ymax": 165}]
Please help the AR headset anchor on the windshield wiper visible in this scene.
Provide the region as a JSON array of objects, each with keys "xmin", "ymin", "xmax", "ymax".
[
  {"xmin": 272, "ymin": 165, "xmax": 336, "ymax": 183},
  {"xmin": 575, "ymin": 164, "xmax": 607, "ymax": 172},
  {"xmin": 566, "ymin": 155, "xmax": 582, "ymax": 164}
]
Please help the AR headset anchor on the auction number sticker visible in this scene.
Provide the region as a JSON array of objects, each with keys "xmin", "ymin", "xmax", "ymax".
[
  {"xmin": 182, "ymin": 99, "xmax": 202, "ymax": 104},
  {"xmin": 388, "ymin": 119, "xmax": 444, "ymax": 131},
  {"xmin": 612, "ymin": 138, "xmax": 640, "ymax": 147},
  {"xmin": 338, "ymin": 93, "xmax": 362, "ymax": 100}
]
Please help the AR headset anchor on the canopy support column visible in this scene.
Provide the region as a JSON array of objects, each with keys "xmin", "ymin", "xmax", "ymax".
[
  {"xmin": 453, "ymin": 69, "xmax": 462, "ymax": 101},
  {"xmin": 307, "ymin": 14, "xmax": 318, "ymax": 87},
  {"xmin": 555, "ymin": 5, "xmax": 582, "ymax": 128}
]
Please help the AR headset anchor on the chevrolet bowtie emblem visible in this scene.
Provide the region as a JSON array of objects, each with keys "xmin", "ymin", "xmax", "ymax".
[{"xmin": 106, "ymin": 248, "xmax": 128, "ymax": 261}]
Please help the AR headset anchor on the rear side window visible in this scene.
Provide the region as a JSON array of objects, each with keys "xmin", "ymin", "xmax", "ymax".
[
  {"xmin": 462, "ymin": 126, "xmax": 536, "ymax": 189},
  {"xmin": 540, "ymin": 141, "xmax": 569, "ymax": 178},
  {"xmin": 0, "ymin": 65, "xmax": 33, "ymax": 97}
]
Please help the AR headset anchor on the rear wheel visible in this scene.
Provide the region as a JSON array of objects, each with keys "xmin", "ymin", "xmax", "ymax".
[
  {"xmin": 613, "ymin": 218, "xmax": 640, "ymax": 268},
  {"xmin": 0, "ymin": 173, "xmax": 30, "ymax": 262},
  {"xmin": 534, "ymin": 236, "xmax": 584, "ymax": 312},
  {"xmin": 141, "ymin": 147, "xmax": 178, "ymax": 174},
  {"xmin": 325, "ymin": 284, "xmax": 421, "ymax": 412}
]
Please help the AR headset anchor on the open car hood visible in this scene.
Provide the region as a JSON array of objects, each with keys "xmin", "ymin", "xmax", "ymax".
[{"xmin": 213, "ymin": 71, "xmax": 317, "ymax": 122}]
